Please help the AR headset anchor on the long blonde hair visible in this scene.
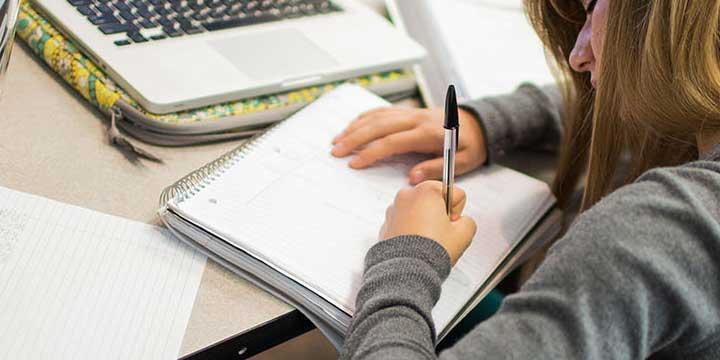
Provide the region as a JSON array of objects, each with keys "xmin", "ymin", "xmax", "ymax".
[{"xmin": 525, "ymin": 0, "xmax": 720, "ymax": 210}]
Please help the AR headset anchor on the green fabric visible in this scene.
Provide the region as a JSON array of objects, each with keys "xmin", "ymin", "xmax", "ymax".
[{"xmin": 16, "ymin": 1, "xmax": 413, "ymax": 125}]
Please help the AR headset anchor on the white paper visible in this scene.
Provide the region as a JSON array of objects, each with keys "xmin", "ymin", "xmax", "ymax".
[
  {"xmin": 0, "ymin": 186, "xmax": 206, "ymax": 360},
  {"xmin": 171, "ymin": 85, "xmax": 552, "ymax": 332},
  {"xmin": 428, "ymin": 0, "xmax": 555, "ymax": 100}
]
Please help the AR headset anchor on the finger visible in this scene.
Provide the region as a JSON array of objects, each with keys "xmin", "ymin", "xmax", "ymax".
[
  {"xmin": 408, "ymin": 150, "xmax": 482, "ymax": 185},
  {"xmin": 333, "ymin": 108, "xmax": 404, "ymax": 144},
  {"xmin": 412, "ymin": 180, "xmax": 443, "ymax": 193},
  {"xmin": 385, "ymin": 205, "xmax": 394, "ymax": 221},
  {"xmin": 348, "ymin": 130, "xmax": 424, "ymax": 168},
  {"xmin": 333, "ymin": 109, "xmax": 385, "ymax": 144},
  {"xmin": 453, "ymin": 216, "xmax": 477, "ymax": 253},
  {"xmin": 450, "ymin": 216, "xmax": 477, "ymax": 265},
  {"xmin": 357, "ymin": 107, "xmax": 397, "ymax": 121},
  {"xmin": 413, "ymin": 181, "xmax": 466, "ymax": 220},
  {"xmin": 331, "ymin": 116, "xmax": 415, "ymax": 158},
  {"xmin": 450, "ymin": 186, "xmax": 467, "ymax": 221},
  {"xmin": 337, "ymin": 108, "xmax": 416, "ymax": 144},
  {"xmin": 408, "ymin": 157, "xmax": 443, "ymax": 185},
  {"xmin": 379, "ymin": 205, "xmax": 395, "ymax": 240}
]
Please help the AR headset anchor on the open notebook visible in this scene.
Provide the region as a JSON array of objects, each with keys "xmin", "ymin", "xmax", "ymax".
[{"xmin": 159, "ymin": 85, "xmax": 558, "ymax": 347}]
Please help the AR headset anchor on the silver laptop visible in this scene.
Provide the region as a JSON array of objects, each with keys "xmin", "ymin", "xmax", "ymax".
[{"xmin": 33, "ymin": 0, "xmax": 424, "ymax": 114}]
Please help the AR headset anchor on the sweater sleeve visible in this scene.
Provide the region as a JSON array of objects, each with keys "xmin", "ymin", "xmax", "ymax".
[
  {"xmin": 340, "ymin": 235, "xmax": 451, "ymax": 360},
  {"xmin": 460, "ymin": 83, "xmax": 563, "ymax": 163},
  {"xmin": 341, "ymin": 158, "xmax": 720, "ymax": 360}
]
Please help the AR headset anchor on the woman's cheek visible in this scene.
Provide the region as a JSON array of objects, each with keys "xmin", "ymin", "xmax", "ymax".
[{"xmin": 591, "ymin": 2, "xmax": 609, "ymax": 66}]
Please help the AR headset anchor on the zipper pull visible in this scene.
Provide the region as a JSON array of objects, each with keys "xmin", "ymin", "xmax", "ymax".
[{"xmin": 107, "ymin": 107, "xmax": 164, "ymax": 164}]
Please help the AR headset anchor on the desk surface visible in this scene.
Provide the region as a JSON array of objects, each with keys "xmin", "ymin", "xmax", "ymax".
[{"xmin": 1, "ymin": 44, "xmax": 295, "ymax": 356}]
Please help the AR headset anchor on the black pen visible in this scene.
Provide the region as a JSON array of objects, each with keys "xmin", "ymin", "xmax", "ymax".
[{"xmin": 442, "ymin": 85, "xmax": 459, "ymax": 217}]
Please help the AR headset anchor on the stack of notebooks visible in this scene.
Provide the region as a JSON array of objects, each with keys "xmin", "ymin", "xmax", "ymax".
[
  {"xmin": 15, "ymin": 0, "xmax": 416, "ymax": 146},
  {"xmin": 159, "ymin": 85, "xmax": 561, "ymax": 347}
]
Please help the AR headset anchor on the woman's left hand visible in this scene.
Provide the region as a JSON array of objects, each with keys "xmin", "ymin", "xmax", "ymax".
[{"xmin": 380, "ymin": 181, "xmax": 477, "ymax": 265}]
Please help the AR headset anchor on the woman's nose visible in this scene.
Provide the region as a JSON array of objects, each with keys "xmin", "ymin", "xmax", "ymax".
[{"xmin": 569, "ymin": 24, "xmax": 594, "ymax": 73}]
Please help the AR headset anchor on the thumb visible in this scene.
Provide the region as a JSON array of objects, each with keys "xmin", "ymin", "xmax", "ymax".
[
  {"xmin": 454, "ymin": 216, "xmax": 477, "ymax": 249},
  {"xmin": 445, "ymin": 216, "xmax": 477, "ymax": 265},
  {"xmin": 448, "ymin": 216, "xmax": 477, "ymax": 265},
  {"xmin": 450, "ymin": 186, "xmax": 467, "ymax": 221},
  {"xmin": 409, "ymin": 157, "xmax": 444, "ymax": 185}
]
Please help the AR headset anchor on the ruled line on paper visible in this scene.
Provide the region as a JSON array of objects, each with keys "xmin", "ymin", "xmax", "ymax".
[{"xmin": 0, "ymin": 186, "xmax": 206, "ymax": 360}]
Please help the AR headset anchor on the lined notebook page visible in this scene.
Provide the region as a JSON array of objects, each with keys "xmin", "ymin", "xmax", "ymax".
[
  {"xmin": 170, "ymin": 85, "xmax": 552, "ymax": 331},
  {"xmin": 0, "ymin": 186, "xmax": 206, "ymax": 360}
]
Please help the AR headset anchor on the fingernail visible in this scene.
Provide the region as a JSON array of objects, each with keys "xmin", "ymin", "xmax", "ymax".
[
  {"xmin": 331, "ymin": 143, "xmax": 345, "ymax": 156},
  {"xmin": 410, "ymin": 170, "xmax": 424, "ymax": 184},
  {"xmin": 349, "ymin": 157, "xmax": 363, "ymax": 168}
]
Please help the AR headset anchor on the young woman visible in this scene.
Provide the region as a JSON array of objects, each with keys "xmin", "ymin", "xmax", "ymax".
[{"xmin": 335, "ymin": 0, "xmax": 720, "ymax": 358}]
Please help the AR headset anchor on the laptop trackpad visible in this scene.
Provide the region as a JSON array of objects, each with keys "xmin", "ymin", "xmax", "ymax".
[{"xmin": 209, "ymin": 29, "xmax": 339, "ymax": 81}]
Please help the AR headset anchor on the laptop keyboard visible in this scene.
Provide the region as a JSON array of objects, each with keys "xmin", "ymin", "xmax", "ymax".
[{"xmin": 66, "ymin": 0, "xmax": 343, "ymax": 46}]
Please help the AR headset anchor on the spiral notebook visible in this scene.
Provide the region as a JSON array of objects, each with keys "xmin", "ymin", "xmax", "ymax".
[{"xmin": 158, "ymin": 84, "xmax": 558, "ymax": 347}]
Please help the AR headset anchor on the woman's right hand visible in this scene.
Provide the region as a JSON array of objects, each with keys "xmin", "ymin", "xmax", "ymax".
[
  {"xmin": 380, "ymin": 181, "xmax": 477, "ymax": 265},
  {"xmin": 331, "ymin": 106, "xmax": 488, "ymax": 184}
]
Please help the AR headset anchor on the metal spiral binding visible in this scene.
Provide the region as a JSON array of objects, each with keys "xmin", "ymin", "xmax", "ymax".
[{"xmin": 158, "ymin": 121, "xmax": 286, "ymax": 207}]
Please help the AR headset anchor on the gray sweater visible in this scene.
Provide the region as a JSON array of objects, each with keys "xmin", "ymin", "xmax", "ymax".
[
  {"xmin": 340, "ymin": 85, "xmax": 720, "ymax": 359},
  {"xmin": 462, "ymin": 83, "xmax": 564, "ymax": 162}
]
